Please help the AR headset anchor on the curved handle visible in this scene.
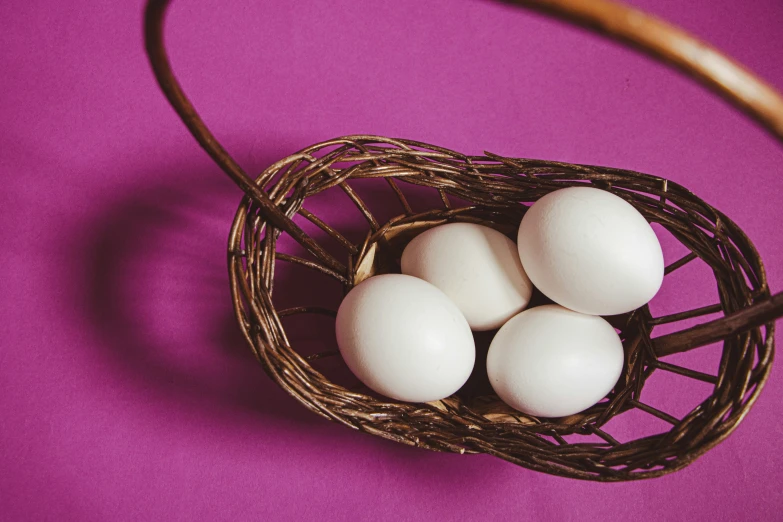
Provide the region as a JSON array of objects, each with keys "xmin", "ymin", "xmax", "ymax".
[
  {"xmin": 144, "ymin": 0, "xmax": 783, "ymax": 170},
  {"xmin": 144, "ymin": 0, "xmax": 783, "ymax": 352},
  {"xmin": 505, "ymin": 0, "xmax": 783, "ymax": 142},
  {"xmin": 144, "ymin": 0, "xmax": 344, "ymax": 274}
]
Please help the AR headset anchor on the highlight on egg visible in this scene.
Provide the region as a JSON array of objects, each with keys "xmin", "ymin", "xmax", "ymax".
[
  {"xmin": 335, "ymin": 274, "xmax": 476, "ymax": 403},
  {"xmin": 486, "ymin": 304, "xmax": 624, "ymax": 418},
  {"xmin": 401, "ymin": 222, "xmax": 534, "ymax": 331},
  {"xmin": 517, "ymin": 186, "xmax": 664, "ymax": 316}
]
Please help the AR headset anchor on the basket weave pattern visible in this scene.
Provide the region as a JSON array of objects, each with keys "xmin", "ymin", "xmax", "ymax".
[{"xmin": 227, "ymin": 136, "xmax": 772, "ymax": 480}]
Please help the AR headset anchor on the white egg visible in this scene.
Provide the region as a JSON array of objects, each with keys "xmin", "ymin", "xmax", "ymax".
[
  {"xmin": 401, "ymin": 222, "xmax": 534, "ymax": 331},
  {"xmin": 487, "ymin": 305, "xmax": 624, "ymax": 418},
  {"xmin": 335, "ymin": 274, "xmax": 475, "ymax": 402},
  {"xmin": 517, "ymin": 186, "xmax": 664, "ymax": 316}
]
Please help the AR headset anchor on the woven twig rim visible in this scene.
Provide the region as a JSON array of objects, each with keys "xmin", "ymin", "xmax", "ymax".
[{"xmin": 226, "ymin": 135, "xmax": 773, "ymax": 480}]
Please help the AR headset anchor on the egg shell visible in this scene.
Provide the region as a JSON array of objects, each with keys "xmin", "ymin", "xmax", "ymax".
[
  {"xmin": 335, "ymin": 274, "xmax": 475, "ymax": 403},
  {"xmin": 401, "ymin": 222, "xmax": 534, "ymax": 331},
  {"xmin": 487, "ymin": 304, "xmax": 624, "ymax": 418},
  {"xmin": 517, "ymin": 186, "xmax": 664, "ymax": 316}
]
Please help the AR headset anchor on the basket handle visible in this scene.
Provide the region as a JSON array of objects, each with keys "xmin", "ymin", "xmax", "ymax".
[
  {"xmin": 507, "ymin": 0, "xmax": 783, "ymax": 141},
  {"xmin": 144, "ymin": 0, "xmax": 783, "ymax": 354},
  {"xmin": 144, "ymin": 0, "xmax": 345, "ymax": 274}
]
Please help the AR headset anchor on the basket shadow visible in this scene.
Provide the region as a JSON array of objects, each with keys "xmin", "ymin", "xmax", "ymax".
[
  {"xmin": 75, "ymin": 149, "xmax": 508, "ymax": 484},
  {"xmin": 81, "ymin": 155, "xmax": 333, "ymax": 428}
]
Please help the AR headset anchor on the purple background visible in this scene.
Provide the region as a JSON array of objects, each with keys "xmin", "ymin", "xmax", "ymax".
[{"xmin": 3, "ymin": 0, "xmax": 783, "ymax": 520}]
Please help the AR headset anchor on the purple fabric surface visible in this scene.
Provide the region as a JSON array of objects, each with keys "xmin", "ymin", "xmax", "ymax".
[{"xmin": 2, "ymin": 0, "xmax": 783, "ymax": 520}]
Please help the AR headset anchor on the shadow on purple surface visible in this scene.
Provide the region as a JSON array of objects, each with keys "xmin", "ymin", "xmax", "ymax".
[
  {"xmin": 71, "ymin": 144, "xmax": 505, "ymax": 484},
  {"xmin": 82, "ymin": 151, "xmax": 330, "ymax": 427}
]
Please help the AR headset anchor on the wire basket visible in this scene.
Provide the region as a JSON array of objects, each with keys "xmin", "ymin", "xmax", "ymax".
[{"xmin": 144, "ymin": 0, "xmax": 783, "ymax": 480}]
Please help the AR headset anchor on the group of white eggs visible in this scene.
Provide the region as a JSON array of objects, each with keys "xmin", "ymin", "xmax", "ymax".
[{"xmin": 335, "ymin": 186, "xmax": 664, "ymax": 418}]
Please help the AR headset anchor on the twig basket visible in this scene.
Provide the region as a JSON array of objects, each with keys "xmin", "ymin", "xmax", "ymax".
[{"xmin": 145, "ymin": 0, "xmax": 783, "ymax": 480}]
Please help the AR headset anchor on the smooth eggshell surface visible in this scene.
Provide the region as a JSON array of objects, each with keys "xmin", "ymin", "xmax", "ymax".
[
  {"xmin": 517, "ymin": 186, "xmax": 664, "ymax": 316},
  {"xmin": 487, "ymin": 305, "xmax": 624, "ymax": 418},
  {"xmin": 401, "ymin": 222, "xmax": 534, "ymax": 331},
  {"xmin": 335, "ymin": 274, "xmax": 475, "ymax": 402}
]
